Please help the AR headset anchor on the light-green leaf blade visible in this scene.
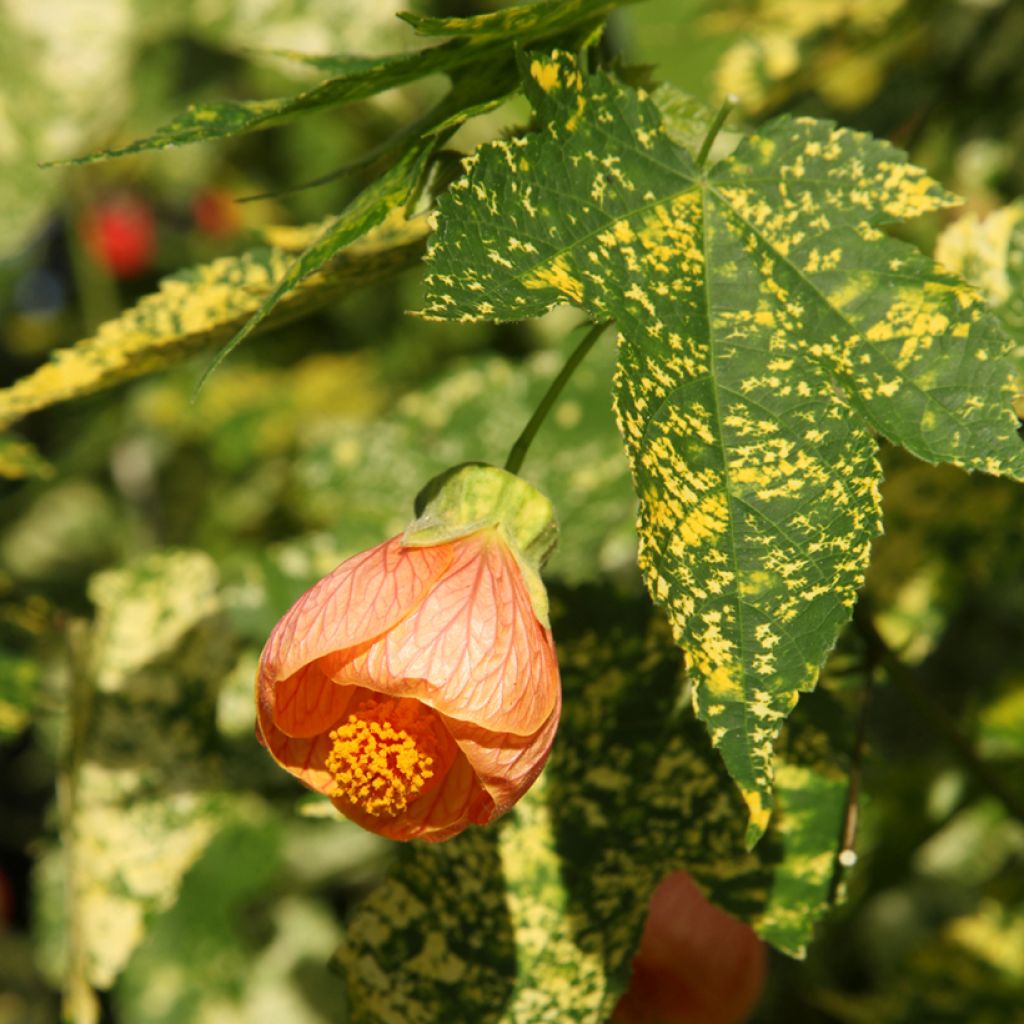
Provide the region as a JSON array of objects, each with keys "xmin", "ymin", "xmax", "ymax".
[
  {"xmin": 55, "ymin": 0, "xmax": 628, "ymax": 165},
  {"xmin": 420, "ymin": 51, "xmax": 1024, "ymax": 844},
  {"xmin": 195, "ymin": 137, "xmax": 436, "ymax": 393},
  {"xmin": 399, "ymin": 0, "xmax": 638, "ymax": 37},
  {"xmin": 51, "ymin": 44, "xmax": 471, "ymax": 165}
]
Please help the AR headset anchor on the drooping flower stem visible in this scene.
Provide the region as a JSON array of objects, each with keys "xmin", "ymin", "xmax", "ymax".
[
  {"xmin": 504, "ymin": 320, "xmax": 612, "ymax": 476},
  {"xmin": 696, "ymin": 95, "xmax": 737, "ymax": 169}
]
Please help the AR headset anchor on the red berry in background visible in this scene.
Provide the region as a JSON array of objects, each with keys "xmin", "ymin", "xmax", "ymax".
[
  {"xmin": 614, "ymin": 871, "xmax": 767, "ymax": 1024},
  {"xmin": 192, "ymin": 187, "xmax": 242, "ymax": 238},
  {"xmin": 80, "ymin": 194, "xmax": 157, "ymax": 279}
]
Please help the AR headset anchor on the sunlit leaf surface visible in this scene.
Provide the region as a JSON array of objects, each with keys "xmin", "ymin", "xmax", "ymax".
[
  {"xmin": 41, "ymin": 552, "xmax": 236, "ymax": 1005},
  {"xmin": 58, "ymin": 0, "xmax": 631, "ymax": 163}
]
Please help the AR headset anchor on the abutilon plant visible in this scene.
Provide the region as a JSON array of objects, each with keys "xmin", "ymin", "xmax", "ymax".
[{"xmin": 8, "ymin": 2, "xmax": 1024, "ymax": 1020}]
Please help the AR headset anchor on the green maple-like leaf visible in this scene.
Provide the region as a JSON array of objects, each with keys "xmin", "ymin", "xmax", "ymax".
[{"xmin": 421, "ymin": 50, "xmax": 1024, "ymax": 843}]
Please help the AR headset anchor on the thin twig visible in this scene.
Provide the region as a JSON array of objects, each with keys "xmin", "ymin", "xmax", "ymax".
[{"xmin": 504, "ymin": 320, "xmax": 611, "ymax": 475}]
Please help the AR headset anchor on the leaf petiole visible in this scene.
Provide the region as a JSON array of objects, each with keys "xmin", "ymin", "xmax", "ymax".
[
  {"xmin": 695, "ymin": 94, "xmax": 737, "ymax": 169},
  {"xmin": 504, "ymin": 320, "xmax": 611, "ymax": 475}
]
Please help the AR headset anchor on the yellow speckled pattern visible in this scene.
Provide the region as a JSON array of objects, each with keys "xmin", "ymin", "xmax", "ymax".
[
  {"xmin": 337, "ymin": 592, "xmax": 851, "ymax": 1021},
  {"xmin": 421, "ymin": 50, "xmax": 1024, "ymax": 846},
  {"xmin": 0, "ymin": 212, "xmax": 429, "ymax": 433}
]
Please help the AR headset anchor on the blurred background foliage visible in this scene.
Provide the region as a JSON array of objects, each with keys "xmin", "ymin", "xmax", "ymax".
[{"xmin": 1, "ymin": 0, "xmax": 1023, "ymax": 1021}]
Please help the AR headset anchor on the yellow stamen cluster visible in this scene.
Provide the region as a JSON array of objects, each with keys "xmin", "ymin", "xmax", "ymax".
[{"xmin": 325, "ymin": 700, "xmax": 438, "ymax": 817}]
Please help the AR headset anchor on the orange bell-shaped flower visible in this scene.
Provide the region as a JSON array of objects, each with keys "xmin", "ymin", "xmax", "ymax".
[{"xmin": 256, "ymin": 465, "xmax": 561, "ymax": 841}]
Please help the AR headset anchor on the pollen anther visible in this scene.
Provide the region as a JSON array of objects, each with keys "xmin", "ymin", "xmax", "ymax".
[{"xmin": 325, "ymin": 698, "xmax": 441, "ymax": 816}]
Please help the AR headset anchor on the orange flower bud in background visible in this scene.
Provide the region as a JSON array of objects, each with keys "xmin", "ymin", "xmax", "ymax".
[
  {"xmin": 256, "ymin": 465, "xmax": 561, "ymax": 841},
  {"xmin": 614, "ymin": 871, "xmax": 767, "ymax": 1024},
  {"xmin": 192, "ymin": 187, "xmax": 243, "ymax": 238}
]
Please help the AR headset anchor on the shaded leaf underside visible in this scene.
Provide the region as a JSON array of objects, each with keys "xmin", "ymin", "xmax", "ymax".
[{"xmin": 421, "ymin": 51, "xmax": 1024, "ymax": 842}]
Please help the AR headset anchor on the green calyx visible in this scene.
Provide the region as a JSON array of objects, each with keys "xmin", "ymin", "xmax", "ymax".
[{"xmin": 404, "ymin": 463, "xmax": 558, "ymax": 626}]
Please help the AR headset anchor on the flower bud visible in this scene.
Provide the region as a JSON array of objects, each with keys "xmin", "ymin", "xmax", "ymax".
[
  {"xmin": 256, "ymin": 465, "xmax": 561, "ymax": 841},
  {"xmin": 614, "ymin": 871, "xmax": 766, "ymax": 1024}
]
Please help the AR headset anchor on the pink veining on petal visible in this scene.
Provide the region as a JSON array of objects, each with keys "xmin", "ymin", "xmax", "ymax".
[
  {"xmin": 332, "ymin": 531, "xmax": 559, "ymax": 735},
  {"xmin": 442, "ymin": 688, "xmax": 561, "ymax": 817},
  {"xmin": 255, "ymin": 525, "xmax": 562, "ymax": 842},
  {"xmin": 259, "ymin": 536, "xmax": 453, "ymax": 685},
  {"xmin": 263, "ymin": 659, "xmax": 359, "ymax": 738}
]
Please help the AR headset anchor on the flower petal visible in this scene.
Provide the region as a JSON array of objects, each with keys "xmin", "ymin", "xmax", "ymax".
[
  {"xmin": 614, "ymin": 871, "xmax": 766, "ymax": 1024},
  {"xmin": 333, "ymin": 531, "xmax": 560, "ymax": 735},
  {"xmin": 256, "ymin": 713, "xmax": 337, "ymax": 796},
  {"xmin": 259, "ymin": 536, "xmax": 454, "ymax": 686},
  {"xmin": 258, "ymin": 690, "xmax": 493, "ymax": 841},
  {"xmin": 442, "ymin": 688, "xmax": 560, "ymax": 817},
  {"xmin": 259, "ymin": 658, "xmax": 360, "ymax": 738}
]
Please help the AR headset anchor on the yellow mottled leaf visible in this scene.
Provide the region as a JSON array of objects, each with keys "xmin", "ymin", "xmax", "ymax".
[{"xmin": 0, "ymin": 213, "xmax": 429, "ymax": 431}]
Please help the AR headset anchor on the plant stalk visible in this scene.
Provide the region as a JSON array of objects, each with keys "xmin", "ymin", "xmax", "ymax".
[
  {"xmin": 696, "ymin": 95, "xmax": 737, "ymax": 169},
  {"xmin": 504, "ymin": 320, "xmax": 611, "ymax": 475}
]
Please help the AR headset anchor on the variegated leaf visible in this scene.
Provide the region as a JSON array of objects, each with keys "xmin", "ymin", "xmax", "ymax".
[
  {"xmin": 56, "ymin": 0, "xmax": 631, "ymax": 164},
  {"xmin": 0, "ymin": 212, "xmax": 428, "ymax": 431},
  {"xmin": 45, "ymin": 551, "xmax": 237, "ymax": 1010},
  {"xmin": 420, "ymin": 50, "xmax": 1024, "ymax": 844}
]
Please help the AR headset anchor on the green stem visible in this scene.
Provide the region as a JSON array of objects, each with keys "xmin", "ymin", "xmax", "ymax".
[
  {"xmin": 504, "ymin": 320, "xmax": 611, "ymax": 475},
  {"xmin": 696, "ymin": 95, "xmax": 737, "ymax": 169}
]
